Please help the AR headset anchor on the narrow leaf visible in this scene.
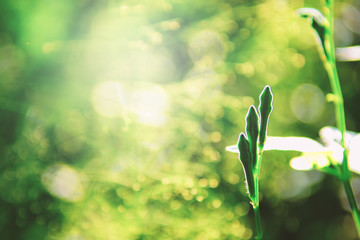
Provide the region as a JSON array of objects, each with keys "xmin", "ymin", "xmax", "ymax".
[
  {"xmin": 297, "ymin": 8, "xmax": 328, "ymax": 59},
  {"xmin": 258, "ymin": 85, "xmax": 273, "ymax": 149},
  {"xmin": 237, "ymin": 133, "xmax": 255, "ymax": 199},
  {"xmin": 245, "ymin": 105, "xmax": 259, "ymax": 169}
]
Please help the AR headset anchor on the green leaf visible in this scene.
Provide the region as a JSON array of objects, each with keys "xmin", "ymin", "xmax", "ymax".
[
  {"xmin": 237, "ymin": 133, "xmax": 255, "ymax": 199},
  {"xmin": 258, "ymin": 85, "xmax": 274, "ymax": 149},
  {"xmin": 245, "ymin": 105, "xmax": 259, "ymax": 167},
  {"xmin": 297, "ymin": 8, "xmax": 328, "ymax": 59}
]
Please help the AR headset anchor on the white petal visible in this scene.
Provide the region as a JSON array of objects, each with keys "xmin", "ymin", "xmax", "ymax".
[
  {"xmin": 226, "ymin": 136, "xmax": 326, "ymax": 153},
  {"xmin": 264, "ymin": 137, "xmax": 325, "ymax": 152},
  {"xmin": 319, "ymin": 126, "xmax": 357, "ymax": 147},
  {"xmin": 290, "ymin": 156, "xmax": 314, "ymax": 171},
  {"xmin": 348, "ymin": 134, "xmax": 360, "ymax": 174},
  {"xmin": 225, "ymin": 145, "xmax": 239, "ymax": 153}
]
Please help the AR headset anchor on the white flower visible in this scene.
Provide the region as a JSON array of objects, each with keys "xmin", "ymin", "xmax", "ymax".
[{"xmin": 226, "ymin": 126, "xmax": 360, "ymax": 174}]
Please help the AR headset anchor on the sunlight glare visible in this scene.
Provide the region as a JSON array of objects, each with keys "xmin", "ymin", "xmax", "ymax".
[
  {"xmin": 132, "ymin": 86, "xmax": 169, "ymax": 126},
  {"xmin": 41, "ymin": 164, "xmax": 85, "ymax": 202},
  {"xmin": 92, "ymin": 81, "xmax": 125, "ymax": 118}
]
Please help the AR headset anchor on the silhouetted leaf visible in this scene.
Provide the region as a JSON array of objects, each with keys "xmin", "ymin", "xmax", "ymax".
[
  {"xmin": 245, "ymin": 105, "xmax": 259, "ymax": 167},
  {"xmin": 258, "ymin": 85, "xmax": 273, "ymax": 149},
  {"xmin": 237, "ymin": 133, "xmax": 255, "ymax": 199},
  {"xmin": 297, "ymin": 8, "xmax": 328, "ymax": 59}
]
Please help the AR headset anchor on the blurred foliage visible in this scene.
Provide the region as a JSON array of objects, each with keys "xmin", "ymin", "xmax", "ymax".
[{"xmin": 1, "ymin": 0, "xmax": 360, "ymax": 239}]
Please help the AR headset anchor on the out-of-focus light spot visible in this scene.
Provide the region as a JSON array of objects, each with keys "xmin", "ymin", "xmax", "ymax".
[
  {"xmin": 235, "ymin": 202, "xmax": 249, "ymax": 216},
  {"xmin": 196, "ymin": 195, "xmax": 204, "ymax": 202},
  {"xmin": 92, "ymin": 81, "xmax": 125, "ymax": 118},
  {"xmin": 42, "ymin": 164, "xmax": 85, "ymax": 202},
  {"xmin": 225, "ymin": 172, "xmax": 240, "ymax": 184},
  {"xmin": 149, "ymin": 31, "xmax": 163, "ymax": 44},
  {"xmin": 188, "ymin": 30, "xmax": 225, "ymax": 65},
  {"xmin": 132, "ymin": 86, "xmax": 169, "ymax": 126},
  {"xmin": 184, "ymin": 177, "xmax": 195, "ymax": 188},
  {"xmin": 182, "ymin": 189, "xmax": 193, "ymax": 200},
  {"xmin": 212, "ymin": 199, "xmax": 222, "ymax": 208},
  {"xmin": 235, "ymin": 62, "xmax": 254, "ymax": 77},
  {"xmin": 210, "ymin": 132, "xmax": 222, "ymax": 143},
  {"xmin": 276, "ymin": 170, "xmax": 323, "ymax": 200},
  {"xmin": 161, "ymin": 177, "xmax": 170, "ymax": 185},
  {"xmin": 202, "ymin": 146, "xmax": 220, "ymax": 161},
  {"xmin": 42, "ymin": 41, "xmax": 63, "ymax": 54},
  {"xmin": 231, "ymin": 220, "xmax": 245, "ymax": 237},
  {"xmin": 242, "ymin": 228, "xmax": 253, "ymax": 240},
  {"xmin": 160, "ymin": 20, "xmax": 180, "ymax": 31},
  {"xmin": 334, "ymin": 19, "xmax": 354, "ymax": 47},
  {"xmin": 336, "ymin": 46, "xmax": 360, "ymax": 61},
  {"xmin": 198, "ymin": 178, "xmax": 208, "ymax": 187},
  {"xmin": 342, "ymin": 4, "xmax": 360, "ymax": 34},
  {"xmin": 265, "ymin": 72, "xmax": 280, "ymax": 85},
  {"xmin": 226, "ymin": 211, "xmax": 234, "ymax": 220},
  {"xmin": 291, "ymin": 53, "xmax": 306, "ymax": 68},
  {"xmin": 242, "ymin": 96, "xmax": 254, "ymax": 108},
  {"xmin": 209, "ymin": 178, "xmax": 219, "ymax": 188},
  {"xmin": 132, "ymin": 183, "xmax": 141, "ymax": 191},
  {"xmin": 291, "ymin": 84, "xmax": 325, "ymax": 123}
]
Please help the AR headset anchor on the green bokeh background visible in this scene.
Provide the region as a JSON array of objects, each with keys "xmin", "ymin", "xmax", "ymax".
[{"xmin": 1, "ymin": 0, "xmax": 360, "ymax": 239}]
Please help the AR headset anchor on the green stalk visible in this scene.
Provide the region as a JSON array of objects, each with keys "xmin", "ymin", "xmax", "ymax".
[
  {"xmin": 323, "ymin": 0, "xmax": 360, "ymax": 235},
  {"xmin": 250, "ymin": 176, "xmax": 262, "ymax": 239},
  {"xmin": 253, "ymin": 151, "xmax": 263, "ymax": 240},
  {"xmin": 254, "ymin": 203, "xmax": 263, "ymax": 240}
]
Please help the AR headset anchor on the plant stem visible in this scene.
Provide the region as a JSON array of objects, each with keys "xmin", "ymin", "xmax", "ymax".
[
  {"xmin": 253, "ymin": 203, "xmax": 263, "ymax": 240},
  {"xmin": 323, "ymin": 0, "xmax": 360, "ymax": 235},
  {"xmin": 343, "ymin": 179, "xmax": 360, "ymax": 236},
  {"xmin": 252, "ymin": 163, "xmax": 262, "ymax": 239}
]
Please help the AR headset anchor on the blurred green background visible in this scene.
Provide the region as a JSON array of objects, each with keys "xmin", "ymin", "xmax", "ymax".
[{"xmin": 1, "ymin": 0, "xmax": 360, "ymax": 239}]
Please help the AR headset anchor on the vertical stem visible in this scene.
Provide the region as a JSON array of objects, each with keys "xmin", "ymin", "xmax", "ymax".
[
  {"xmin": 323, "ymin": 0, "xmax": 360, "ymax": 236},
  {"xmin": 254, "ymin": 204, "xmax": 263, "ymax": 240},
  {"xmin": 253, "ymin": 151, "xmax": 262, "ymax": 240},
  {"xmin": 343, "ymin": 176, "xmax": 360, "ymax": 236},
  {"xmin": 252, "ymin": 150, "xmax": 263, "ymax": 239},
  {"xmin": 323, "ymin": 0, "xmax": 346, "ymax": 146}
]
